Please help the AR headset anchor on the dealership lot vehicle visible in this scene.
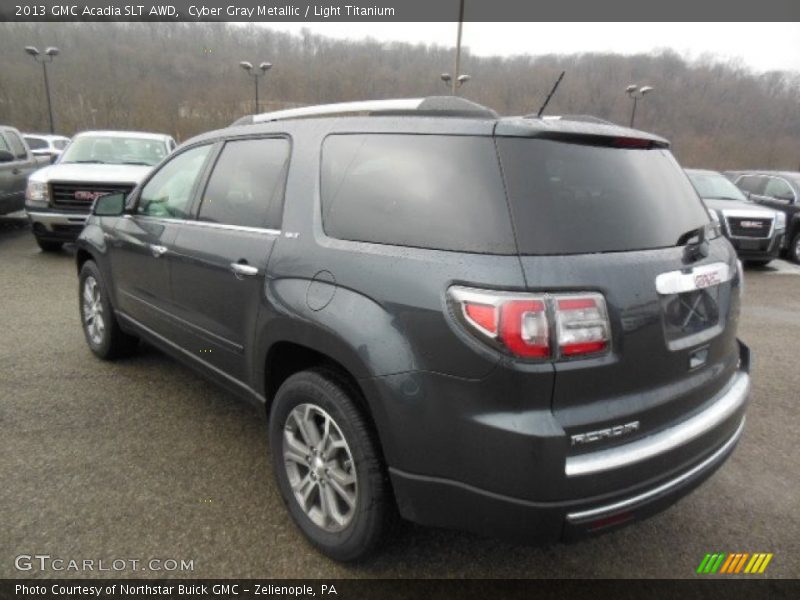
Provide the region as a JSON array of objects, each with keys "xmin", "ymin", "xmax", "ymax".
[
  {"xmin": 726, "ymin": 170, "xmax": 800, "ymax": 263},
  {"xmin": 686, "ymin": 168, "xmax": 785, "ymax": 266},
  {"xmin": 2, "ymin": 223, "xmax": 798, "ymax": 578},
  {"xmin": 70, "ymin": 97, "xmax": 752, "ymax": 561},
  {"xmin": 24, "ymin": 130, "xmax": 176, "ymax": 252},
  {"xmin": 22, "ymin": 133, "xmax": 71, "ymax": 164},
  {"xmin": 0, "ymin": 125, "xmax": 48, "ymax": 216}
]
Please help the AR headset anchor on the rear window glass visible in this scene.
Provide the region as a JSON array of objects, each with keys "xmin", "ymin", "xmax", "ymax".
[
  {"xmin": 321, "ymin": 134, "xmax": 515, "ymax": 254},
  {"xmin": 497, "ymin": 138, "xmax": 709, "ymax": 255}
]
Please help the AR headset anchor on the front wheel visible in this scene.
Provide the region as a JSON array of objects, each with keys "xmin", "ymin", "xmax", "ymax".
[
  {"xmin": 269, "ymin": 369, "xmax": 392, "ymax": 561},
  {"xmin": 79, "ymin": 261, "xmax": 138, "ymax": 359},
  {"xmin": 790, "ymin": 232, "xmax": 800, "ymax": 264}
]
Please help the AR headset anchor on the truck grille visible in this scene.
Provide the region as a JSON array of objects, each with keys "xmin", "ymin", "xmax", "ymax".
[
  {"xmin": 725, "ymin": 216, "xmax": 772, "ymax": 239},
  {"xmin": 50, "ymin": 182, "xmax": 134, "ymax": 212}
]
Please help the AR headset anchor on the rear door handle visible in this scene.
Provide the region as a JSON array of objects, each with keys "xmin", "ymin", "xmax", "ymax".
[
  {"xmin": 149, "ymin": 244, "xmax": 168, "ymax": 258},
  {"xmin": 230, "ymin": 262, "xmax": 258, "ymax": 278}
]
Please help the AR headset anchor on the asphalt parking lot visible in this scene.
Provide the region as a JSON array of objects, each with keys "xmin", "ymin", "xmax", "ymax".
[{"xmin": 1, "ymin": 216, "xmax": 799, "ymax": 579}]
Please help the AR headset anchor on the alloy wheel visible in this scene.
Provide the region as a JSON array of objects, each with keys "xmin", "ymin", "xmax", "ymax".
[
  {"xmin": 82, "ymin": 276, "xmax": 105, "ymax": 346},
  {"xmin": 282, "ymin": 403, "xmax": 358, "ymax": 532}
]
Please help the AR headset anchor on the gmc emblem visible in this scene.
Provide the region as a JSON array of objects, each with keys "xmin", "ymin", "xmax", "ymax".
[
  {"xmin": 74, "ymin": 190, "xmax": 105, "ymax": 202},
  {"xmin": 739, "ymin": 220, "xmax": 764, "ymax": 229}
]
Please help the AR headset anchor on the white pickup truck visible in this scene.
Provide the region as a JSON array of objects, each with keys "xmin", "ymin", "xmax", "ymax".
[{"xmin": 25, "ymin": 130, "xmax": 176, "ymax": 251}]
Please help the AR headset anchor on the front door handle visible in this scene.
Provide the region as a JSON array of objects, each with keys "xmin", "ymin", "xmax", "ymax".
[
  {"xmin": 230, "ymin": 262, "xmax": 258, "ymax": 279},
  {"xmin": 149, "ymin": 244, "xmax": 168, "ymax": 258}
]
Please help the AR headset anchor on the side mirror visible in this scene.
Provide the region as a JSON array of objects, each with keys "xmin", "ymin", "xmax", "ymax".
[
  {"xmin": 93, "ymin": 192, "xmax": 126, "ymax": 217},
  {"xmin": 0, "ymin": 149, "xmax": 14, "ymax": 163}
]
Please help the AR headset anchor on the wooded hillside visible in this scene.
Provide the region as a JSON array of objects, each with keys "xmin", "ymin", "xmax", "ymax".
[{"xmin": 1, "ymin": 22, "xmax": 798, "ymax": 170}]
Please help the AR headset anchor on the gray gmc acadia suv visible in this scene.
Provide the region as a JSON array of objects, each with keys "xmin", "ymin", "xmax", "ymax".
[{"xmin": 75, "ymin": 97, "xmax": 751, "ymax": 561}]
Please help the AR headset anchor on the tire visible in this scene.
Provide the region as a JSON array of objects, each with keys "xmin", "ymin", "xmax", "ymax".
[
  {"xmin": 744, "ymin": 259, "xmax": 772, "ymax": 268},
  {"xmin": 78, "ymin": 260, "xmax": 138, "ymax": 360},
  {"xmin": 790, "ymin": 232, "xmax": 800, "ymax": 264},
  {"xmin": 36, "ymin": 237, "xmax": 62, "ymax": 252},
  {"xmin": 269, "ymin": 369, "xmax": 392, "ymax": 561}
]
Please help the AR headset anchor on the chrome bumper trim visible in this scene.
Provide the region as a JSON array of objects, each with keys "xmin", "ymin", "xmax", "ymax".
[
  {"xmin": 26, "ymin": 211, "xmax": 88, "ymax": 230},
  {"xmin": 566, "ymin": 371, "xmax": 750, "ymax": 477},
  {"xmin": 566, "ymin": 417, "xmax": 745, "ymax": 523}
]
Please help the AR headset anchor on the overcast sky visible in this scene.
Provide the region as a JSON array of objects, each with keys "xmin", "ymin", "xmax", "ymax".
[{"xmin": 260, "ymin": 22, "xmax": 800, "ymax": 73}]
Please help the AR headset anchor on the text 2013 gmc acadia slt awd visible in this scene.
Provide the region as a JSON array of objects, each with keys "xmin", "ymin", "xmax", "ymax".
[{"xmin": 74, "ymin": 97, "xmax": 750, "ymax": 561}]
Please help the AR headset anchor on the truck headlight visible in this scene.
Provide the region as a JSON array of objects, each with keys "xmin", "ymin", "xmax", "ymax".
[
  {"xmin": 707, "ymin": 209, "xmax": 723, "ymax": 238},
  {"xmin": 775, "ymin": 212, "xmax": 786, "ymax": 231},
  {"xmin": 26, "ymin": 181, "xmax": 50, "ymax": 204}
]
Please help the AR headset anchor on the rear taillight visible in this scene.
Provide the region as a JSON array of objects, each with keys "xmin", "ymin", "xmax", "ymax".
[
  {"xmin": 555, "ymin": 294, "xmax": 609, "ymax": 356},
  {"xmin": 449, "ymin": 287, "xmax": 610, "ymax": 360}
]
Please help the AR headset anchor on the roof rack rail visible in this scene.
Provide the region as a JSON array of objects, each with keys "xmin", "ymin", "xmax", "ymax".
[{"xmin": 232, "ymin": 96, "xmax": 498, "ymax": 126}]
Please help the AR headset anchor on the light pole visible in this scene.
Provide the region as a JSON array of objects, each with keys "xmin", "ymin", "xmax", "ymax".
[
  {"xmin": 25, "ymin": 46, "xmax": 59, "ymax": 134},
  {"xmin": 239, "ymin": 61, "xmax": 272, "ymax": 113},
  {"xmin": 625, "ymin": 84, "xmax": 654, "ymax": 128},
  {"xmin": 441, "ymin": 0, "xmax": 470, "ymax": 95}
]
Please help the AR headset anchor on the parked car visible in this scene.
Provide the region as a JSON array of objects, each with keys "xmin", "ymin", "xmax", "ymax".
[
  {"xmin": 75, "ymin": 97, "xmax": 750, "ymax": 561},
  {"xmin": 725, "ymin": 170, "xmax": 800, "ymax": 263},
  {"xmin": 685, "ymin": 168, "xmax": 785, "ymax": 266},
  {"xmin": 0, "ymin": 125, "xmax": 49, "ymax": 216},
  {"xmin": 22, "ymin": 133, "xmax": 71, "ymax": 164},
  {"xmin": 25, "ymin": 130, "xmax": 176, "ymax": 251}
]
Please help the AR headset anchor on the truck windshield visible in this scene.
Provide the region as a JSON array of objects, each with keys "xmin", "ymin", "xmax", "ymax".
[
  {"xmin": 60, "ymin": 135, "xmax": 167, "ymax": 166},
  {"xmin": 686, "ymin": 170, "xmax": 748, "ymax": 202},
  {"xmin": 497, "ymin": 138, "xmax": 710, "ymax": 255}
]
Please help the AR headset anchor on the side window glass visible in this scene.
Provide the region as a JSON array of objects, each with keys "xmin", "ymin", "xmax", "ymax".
[
  {"xmin": 25, "ymin": 137, "xmax": 48, "ymax": 150},
  {"xmin": 5, "ymin": 131, "xmax": 28, "ymax": 159},
  {"xmin": 137, "ymin": 145, "xmax": 211, "ymax": 219},
  {"xmin": 198, "ymin": 138, "xmax": 290, "ymax": 229},
  {"xmin": 764, "ymin": 178, "xmax": 795, "ymax": 201},
  {"xmin": 0, "ymin": 134, "xmax": 11, "ymax": 153}
]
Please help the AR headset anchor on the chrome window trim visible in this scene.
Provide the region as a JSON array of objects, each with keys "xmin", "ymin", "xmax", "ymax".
[
  {"xmin": 123, "ymin": 214, "xmax": 280, "ymax": 236},
  {"xmin": 566, "ymin": 418, "xmax": 745, "ymax": 523},
  {"xmin": 565, "ymin": 370, "xmax": 749, "ymax": 477}
]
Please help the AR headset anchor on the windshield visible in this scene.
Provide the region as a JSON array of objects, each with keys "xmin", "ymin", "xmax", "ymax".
[
  {"xmin": 686, "ymin": 170, "xmax": 748, "ymax": 202},
  {"xmin": 60, "ymin": 135, "xmax": 167, "ymax": 166},
  {"xmin": 498, "ymin": 138, "xmax": 710, "ymax": 255}
]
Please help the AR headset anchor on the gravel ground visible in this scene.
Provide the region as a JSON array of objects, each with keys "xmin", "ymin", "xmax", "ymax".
[{"xmin": 1, "ymin": 220, "xmax": 798, "ymax": 579}]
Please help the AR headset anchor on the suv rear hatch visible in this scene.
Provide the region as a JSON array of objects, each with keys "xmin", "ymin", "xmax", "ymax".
[{"xmin": 495, "ymin": 123, "xmax": 744, "ymax": 497}]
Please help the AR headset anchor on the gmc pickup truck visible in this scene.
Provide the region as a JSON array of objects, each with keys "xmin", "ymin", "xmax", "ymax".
[
  {"xmin": 0, "ymin": 125, "xmax": 48, "ymax": 216},
  {"xmin": 25, "ymin": 130, "xmax": 175, "ymax": 251}
]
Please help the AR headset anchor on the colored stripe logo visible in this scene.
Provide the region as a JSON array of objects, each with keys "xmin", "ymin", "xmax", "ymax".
[{"xmin": 696, "ymin": 552, "xmax": 773, "ymax": 574}]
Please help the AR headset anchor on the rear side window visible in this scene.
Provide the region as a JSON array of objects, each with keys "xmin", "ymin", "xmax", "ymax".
[
  {"xmin": 53, "ymin": 139, "xmax": 69, "ymax": 150},
  {"xmin": 0, "ymin": 134, "xmax": 10, "ymax": 153},
  {"xmin": 497, "ymin": 138, "xmax": 709, "ymax": 255},
  {"xmin": 321, "ymin": 134, "xmax": 515, "ymax": 254},
  {"xmin": 24, "ymin": 137, "xmax": 48, "ymax": 150},
  {"xmin": 199, "ymin": 137, "xmax": 290, "ymax": 229}
]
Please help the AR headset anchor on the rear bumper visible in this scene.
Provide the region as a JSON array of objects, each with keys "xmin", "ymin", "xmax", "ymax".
[
  {"xmin": 390, "ymin": 416, "xmax": 744, "ymax": 543},
  {"xmin": 25, "ymin": 209, "xmax": 88, "ymax": 242},
  {"xmin": 0, "ymin": 193, "xmax": 25, "ymax": 216},
  {"xmin": 385, "ymin": 342, "xmax": 751, "ymax": 544}
]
